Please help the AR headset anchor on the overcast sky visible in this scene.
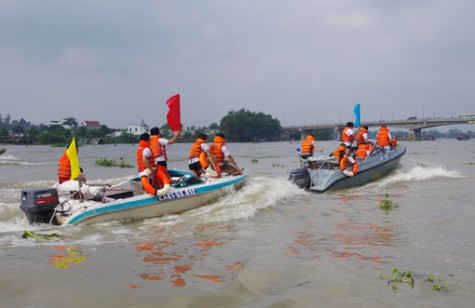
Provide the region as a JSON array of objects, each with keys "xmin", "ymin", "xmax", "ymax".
[{"xmin": 1, "ymin": 0, "xmax": 474, "ymax": 129}]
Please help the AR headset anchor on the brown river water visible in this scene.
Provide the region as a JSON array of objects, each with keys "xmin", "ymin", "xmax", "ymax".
[{"xmin": 1, "ymin": 140, "xmax": 474, "ymax": 307}]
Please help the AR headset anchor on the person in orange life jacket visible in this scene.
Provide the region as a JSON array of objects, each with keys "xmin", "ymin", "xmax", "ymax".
[
  {"xmin": 341, "ymin": 122, "xmax": 355, "ymax": 157},
  {"xmin": 210, "ymin": 133, "xmax": 242, "ymax": 175},
  {"xmin": 392, "ymin": 136, "xmax": 398, "ymax": 148},
  {"xmin": 300, "ymin": 133, "xmax": 324, "ymax": 169},
  {"xmin": 354, "ymin": 143, "xmax": 370, "ymax": 161},
  {"xmin": 149, "ymin": 126, "xmax": 181, "ymax": 169},
  {"xmin": 332, "ymin": 143, "xmax": 346, "ymax": 162},
  {"xmin": 300, "ymin": 134, "xmax": 324, "ymax": 159},
  {"xmin": 376, "ymin": 125, "xmax": 393, "ymax": 152},
  {"xmin": 136, "ymin": 133, "xmax": 171, "ymax": 196},
  {"xmin": 58, "ymin": 143, "xmax": 86, "ymax": 184},
  {"xmin": 188, "ymin": 133, "xmax": 218, "ymax": 178},
  {"xmin": 355, "ymin": 126, "xmax": 369, "ymax": 145}
]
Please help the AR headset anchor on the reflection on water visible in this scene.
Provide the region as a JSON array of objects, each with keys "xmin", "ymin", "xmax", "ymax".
[
  {"xmin": 50, "ymin": 246, "xmax": 88, "ymax": 269},
  {"xmin": 132, "ymin": 223, "xmax": 247, "ymax": 289},
  {"xmin": 1, "ymin": 141, "xmax": 475, "ymax": 307}
]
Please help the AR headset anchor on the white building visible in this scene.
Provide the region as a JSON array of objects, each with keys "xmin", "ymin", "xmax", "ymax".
[{"xmin": 126, "ymin": 120, "xmax": 149, "ymax": 136}]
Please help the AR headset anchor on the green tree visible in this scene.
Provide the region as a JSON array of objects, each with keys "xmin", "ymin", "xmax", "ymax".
[
  {"xmin": 209, "ymin": 122, "xmax": 219, "ymax": 130},
  {"xmin": 63, "ymin": 117, "xmax": 79, "ymax": 130},
  {"xmin": 220, "ymin": 109, "xmax": 282, "ymax": 142}
]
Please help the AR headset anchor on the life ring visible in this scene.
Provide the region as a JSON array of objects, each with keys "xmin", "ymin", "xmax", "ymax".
[
  {"xmin": 139, "ymin": 168, "xmax": 171, "ymax": 196},
  {"xmin": 154, "ymin": 167, "xmax": 171, "ymax": 197},
  {"xmin": 340, "ymin": 157, "xmax": 358, "ymax": 177},
  {"xmin": 140, "ymin": 176, "xmax": 157, "ymax": 195}
]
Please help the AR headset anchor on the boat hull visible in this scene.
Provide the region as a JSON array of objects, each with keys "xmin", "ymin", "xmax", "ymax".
[
  {"xmin": 58, "ymin": 175, "xmax": 246, "ymax": 226},
  {"xmin": 15, "ymin": 169, "xmax": 247, "ymax": 226}
]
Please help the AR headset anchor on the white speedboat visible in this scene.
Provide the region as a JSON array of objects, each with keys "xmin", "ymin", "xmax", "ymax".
[
  {"xmin": 289, "ymin": 145, "xmax": 406, "ymax": 192},
  {"xmin": 20, "ymin": 170, "xmax": 247, "ymax": 226}
]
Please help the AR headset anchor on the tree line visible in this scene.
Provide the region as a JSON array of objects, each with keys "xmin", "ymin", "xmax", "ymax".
[{"xmin": 1, "ymin": 109, "xmax": 324, "ymax": 144}]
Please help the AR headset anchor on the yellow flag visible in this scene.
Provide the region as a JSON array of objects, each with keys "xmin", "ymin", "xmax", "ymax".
[{"xmin": 66, "ymin": 137, "xmax": 80, "ymax": 180}]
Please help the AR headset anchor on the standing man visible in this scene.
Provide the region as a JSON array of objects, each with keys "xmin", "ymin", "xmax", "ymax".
[
  {"xmin": 58, "ymin": 139, "xmax": 86, "ymax": 184},
  {"xmin": 300, "ymin": 133, "xmax": 324, "ymax": 160},
  {"xmin": 342, "ymin": 122, "xmax": 355, "ymax": 158},
  {"xmin": 136, "ymin": 133, "xmax": 171, "ymax": 196},
  {"xmin": 300, "ymin": 133, "xmax": 324, "ymax": 169},
  {"xmin": 149, "ymin": 127, "xmax": 181, "ymax": 170},
  {"xmin": 376, "ymin": 125, "xmax": 393, "ymax": 152}
]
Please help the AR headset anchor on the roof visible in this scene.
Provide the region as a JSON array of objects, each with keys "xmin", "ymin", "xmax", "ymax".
[{"xmin": 83, "ymin": 121, "xmax": 101, "ymax": 126}]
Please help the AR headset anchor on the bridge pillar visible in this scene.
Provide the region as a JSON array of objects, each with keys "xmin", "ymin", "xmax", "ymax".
[{"xmin": 409, "ymin": 128, "xmax": 421, "ymax": 141}]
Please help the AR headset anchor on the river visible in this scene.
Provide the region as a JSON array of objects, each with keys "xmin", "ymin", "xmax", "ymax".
[{"xmin": 1, "ymin": 140, "xmax": 474, "ymax": 307}]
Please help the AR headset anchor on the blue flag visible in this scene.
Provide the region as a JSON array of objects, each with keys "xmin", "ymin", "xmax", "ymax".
[{"xmin": 353, "ymin": 103, "xmax": 361, "ymax": 127}]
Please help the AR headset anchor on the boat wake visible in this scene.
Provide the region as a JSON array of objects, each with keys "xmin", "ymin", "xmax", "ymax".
[
  {"xmin": 141, "ymin": 175, "xmax": 305, "ymax": 229},
  {"xmin": 0, "ymin": 175, "xmax": 303, "ymax": 247},
  {"xmin": 365, "ymin": 165, "xmax": 465, "ymax": 190}
]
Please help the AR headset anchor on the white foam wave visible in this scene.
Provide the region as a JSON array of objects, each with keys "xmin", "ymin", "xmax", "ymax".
[
  {"xmin": 392, "ymin": 165, "xmax": 462, "ymax": 182},
  {"xmin": 183, "ymin": 176, "xmax": 306, "ymax": 223},
  {"xmin": 0, "ymin": 154, "xmax": 17, "ymax": 161},
  {"xmin": 365, "ymin": 165, "xmax": 465, "ymax": 190}
]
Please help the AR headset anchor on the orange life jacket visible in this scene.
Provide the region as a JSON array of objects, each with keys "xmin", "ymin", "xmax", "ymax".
[
  {"xmin": 367, "ymin": 143, "xmax": 374, "ymax": 152},
  {"xmin": 342, "ymin": 127, "xmax": 354, "ymax": 143},
  {"xmin": 189, "ymin": 138, "xmax": 206, "ymax": 159},
  {"xmin": 58, "ymin": 151, "xmax": 71, "ymax": 180},
  {"xmin": 210, "ymin": 135, "xmax": 226, "ymax": 164},
  {"xmin": 136, "ymin": 140, "xmax": 154, "ymax": 172},
  {"xmin": 355, "ymin": 144, "xmax": 368, "ymax": 159},
  {"xmin": 199, "ymin": 151, "xmax": 221, "ymax": 173},
  {"xmin": 333, "ymin": 144, "xmax": 346, "ymax": 160},
  {"xmin": 150, "ymin": 135, "xmax": 167, "ymax": 160},
  {"xmin": 392, "ymin": 138, "xmax": 398, "ymax": 147},
  {"xmin": 355, "ymin": 127, "xmax": 367, "ymax": 144},
  {"xmin": 377, "ymin": 126, "xmax": 391, "ymax": 146},
  {"xmin": 301, "ymin": 135, "xmax": 315, "ymax": 155}
]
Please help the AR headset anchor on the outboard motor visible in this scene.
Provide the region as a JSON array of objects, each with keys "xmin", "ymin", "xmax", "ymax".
[
  {"xmin": 20, "ymin": 188, "xmax": 59, "ymax": 225},
  {"xmin": 288, "ymin": 168, "xmax": 311, "ymax": 189}
]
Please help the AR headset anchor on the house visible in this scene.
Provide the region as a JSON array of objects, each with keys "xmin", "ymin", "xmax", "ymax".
[
  {"xmin": 126, "ymin": 120, "xmax": 149, "ymax": 136},
  {"xmin": 82, "ymin": 121, "xmax": 101, "ymax": 131}
]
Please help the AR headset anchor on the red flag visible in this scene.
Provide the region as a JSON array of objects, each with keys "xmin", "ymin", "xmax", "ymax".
[{"xmin": 166, "ymin": 94, "xmax": 181, "ymax": 131}]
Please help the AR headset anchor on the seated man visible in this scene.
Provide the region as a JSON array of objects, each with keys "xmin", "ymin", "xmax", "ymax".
[{"xmin": 210, "ymin": 133, "xmax": 242, "ymax": 175}]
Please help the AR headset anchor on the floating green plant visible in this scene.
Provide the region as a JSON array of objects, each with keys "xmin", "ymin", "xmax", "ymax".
[
  {"xmin": 22, "ymin": 230, "xmax": 62, "ymax": 240},
  {"xmin": 251, "ymin": 159, "xmax": 259, "ymax": 163},
  {"xmin": 379, "ymin": 193, "xmax": 399, "ymax": 212},
  {"xmin": 95, "ymin": 157, "xmax": 133, "ymax": 168},
  {"xmin": 381, "ymin": 268, "xmax": 447, "ymax": 293},
  {"xmin": 424, "ymin": 274, "xmax": 446, "ymax": 292}
]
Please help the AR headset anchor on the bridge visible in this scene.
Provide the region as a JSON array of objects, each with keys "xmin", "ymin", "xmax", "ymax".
[{"xmin": 284, "ymin": 117, "xmax": 475, "ymax": 141}]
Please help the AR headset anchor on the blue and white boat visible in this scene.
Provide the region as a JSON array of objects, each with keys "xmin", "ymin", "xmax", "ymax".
[{"xmin": 20, "ymin": 170, "xmax": 248, "ymax": 226}]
